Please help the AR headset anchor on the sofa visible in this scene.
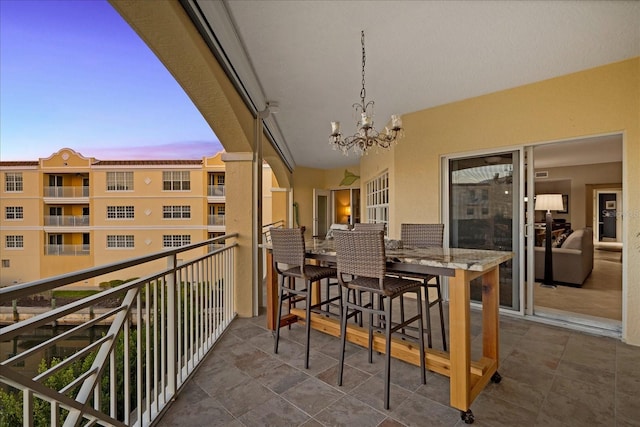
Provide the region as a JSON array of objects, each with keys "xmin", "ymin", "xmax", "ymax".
[{"xmin": 534, "ymin": 228, "xmax": 594, "ymax": 286}]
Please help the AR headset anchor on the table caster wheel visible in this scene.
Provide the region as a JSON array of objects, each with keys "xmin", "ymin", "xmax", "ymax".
[
  {"xmin": 491, "ymin": 372, "xmax": 502, "ymax": 384},
  {"xmin": 460, "ymin": 409, "xmax": 474, "ymax": 424}
]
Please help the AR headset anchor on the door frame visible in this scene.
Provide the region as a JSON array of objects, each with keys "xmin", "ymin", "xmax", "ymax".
[
  {"xmin": 525, "ymin": 133, "xmax": 624, "ymax": 337},
  {"xmin": 441, "ymin": 147, "xmax": 525, "ymax": 315},
  {"xmin": 593, "ymin": 188, "xmax": 623, "ymax": 244},
  {"xmin": 312, "ymin": 188, "xmax": 331, "ymax": 238}
]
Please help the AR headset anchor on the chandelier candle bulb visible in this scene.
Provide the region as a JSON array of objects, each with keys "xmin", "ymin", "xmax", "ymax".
[
  {"xmin": 391, "ymin": 115, "xmax": 402, "ymax": 130},
  {"xmin": 331, "ymin": 121, "xmax": 341, "ymax": 136},
  {"xmin": 361, "ymin": 113, "xmax": 372, "ymax": 129}
]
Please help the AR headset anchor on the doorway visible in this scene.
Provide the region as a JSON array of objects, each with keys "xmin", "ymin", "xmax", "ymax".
[
  {"xmin": 313, "ymin": 188, "xmax": 361, "ymax": 238},
  {"xmin": 313, "ymin": 189, "xmax": 330, "ymax": 238},
  {"xmin": 528, "ymin": 135, "xmax": 623, "ymax": 333},
  {"xmin": 595, "ymin": 189, "xmax": 622, "ymax": 245}
]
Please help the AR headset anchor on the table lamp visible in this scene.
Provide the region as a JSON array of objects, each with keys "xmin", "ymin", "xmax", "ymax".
[{"xmin": 535, "ymin": 194, "xmax": 564, "ymax": 287}]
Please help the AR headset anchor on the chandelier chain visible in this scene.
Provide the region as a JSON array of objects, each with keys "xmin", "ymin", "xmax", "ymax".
[{"xmin": 360, "ymin": 30, "xmax": 366, "ymax": 106}]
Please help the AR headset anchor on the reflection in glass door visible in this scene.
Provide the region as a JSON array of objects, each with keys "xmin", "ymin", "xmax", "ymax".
[{"xmin": 448, "ymin": 151, "xmax": 521, "ymax": 311}]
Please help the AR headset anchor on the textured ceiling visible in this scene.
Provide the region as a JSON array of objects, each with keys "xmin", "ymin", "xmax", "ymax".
[{"xmin": 196, "ymin": 1, "xmax": 639, "ymax": 169}]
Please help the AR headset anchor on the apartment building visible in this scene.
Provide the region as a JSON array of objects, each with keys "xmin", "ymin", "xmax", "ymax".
[{"xmin": 0, "ymin": 147, "xmax": 232, "ymax": 288}]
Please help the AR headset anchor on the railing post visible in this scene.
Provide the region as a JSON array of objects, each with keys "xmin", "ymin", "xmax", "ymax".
[{"xmin": 166, "ymin": 253, "xmax": 177, "ymax": 397}]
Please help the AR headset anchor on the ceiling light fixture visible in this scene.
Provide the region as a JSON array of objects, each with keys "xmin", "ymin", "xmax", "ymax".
[{"xmin": 330, "ymin": 31, "xmax": 404, "ymax": 155}]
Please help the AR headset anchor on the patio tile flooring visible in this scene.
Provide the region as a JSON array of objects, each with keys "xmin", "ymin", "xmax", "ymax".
[{"xmin": 156, "ymin": 306, "xmax": 640, "ymax": 427}]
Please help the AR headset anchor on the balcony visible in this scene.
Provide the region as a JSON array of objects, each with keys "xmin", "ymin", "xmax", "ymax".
[
  {"xmin": 207, "ymin": 214, "xmax": 226, "ymax": 232},
  {"xmin": 207, "ymin": 185, "xmax": 225, "ymax": 202},
  {"xmin": 44, "ymin": 215, "xmax": 90, "ymax": 229},
  {"xmin": 1, "ymin": 235, "xmax": 237, "ymax": 426},
  {"xmin": 44, "ymin": 244, "xmax": 91, "ymax": 256},
  {"xmin": 43, "ymin": 186, "xmax": 89, "ymax": 204},
  {"xmin": 2, "ymin": 234, "xmax": 638, "ymax": 426}
]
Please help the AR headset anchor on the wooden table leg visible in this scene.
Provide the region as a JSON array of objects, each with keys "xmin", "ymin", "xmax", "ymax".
[
  {"xmin": 449, "ymin": 269, "xmax": 471, "ymax": 412},
  {"xmin": 482, "ymin": 266, "xmax": 500, "ymax": 363}
]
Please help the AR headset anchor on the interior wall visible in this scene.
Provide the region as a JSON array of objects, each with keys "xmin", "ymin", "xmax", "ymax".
[
  {"xmin": 534, "ymin": 179, "xmax": 571, "ymax": 223},
  {"xmin": 334, "ymin": 189, "xmax": 351, "ymax": 224},
  {"xmin": 534, "ymin": 161, "xmax": 622, "ymax": 229},
  {"xmin": 359, "ymin": 57, "xmax": 640, "ymax": 345}
]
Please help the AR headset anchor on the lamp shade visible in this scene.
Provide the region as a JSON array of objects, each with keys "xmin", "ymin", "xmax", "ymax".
[{"xmin": 535, "ymin": 194, "xmax": 564, "ymax": 212}]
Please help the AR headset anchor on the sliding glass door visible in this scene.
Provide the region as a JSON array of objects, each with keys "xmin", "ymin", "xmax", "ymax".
[{"xmin": 446, "ymin": 151, "xmax": 521, "ymax": 311}]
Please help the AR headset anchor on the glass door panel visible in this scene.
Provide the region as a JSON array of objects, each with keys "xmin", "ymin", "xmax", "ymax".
[{"xmin": 448, "ymin": 151, "xmax": 520, "ymax": 310}]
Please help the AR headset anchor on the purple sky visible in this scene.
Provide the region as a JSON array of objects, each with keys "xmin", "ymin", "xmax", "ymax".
[{"xmin": 0, "ymin": 0, "xmax": 223, "ymax": 161}]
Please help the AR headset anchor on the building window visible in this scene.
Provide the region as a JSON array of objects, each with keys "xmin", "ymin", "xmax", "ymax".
[
  {"xmin": 365, "ymin": 171, "xmax": 389, "ymax": 231},
  {"xmin": 217, "ymin": 175, "xmax": 225, "ymax": 185},
  {"xmin": 163, "ymin": 205, "xmax": 191, "ymax": 219},
  {"xmin": 163, "ymin": 234, "xmax": 191, "ymax": 248},
  {"xmin": 163, "ymin": 171, "xmax": 190, "ymax": 191},
  {"xmin": 5, "ymin": 235, "xmax": 24, "ymax": 248},
  {"xmin": 5, "ymin": 206, "xmax": 24, "ymax": 220},
  {"xmin": 217, "ymin": 206, "xmax": 225, "ymax": 216},
  {"xmin": 107, "ymin": 235, "xmax": 134, "ymax": 248},
  {"xmin": 5, "ymin": 173, "xmax": 23, "ymax": 192},
  {"xmin": 106, "ymin": 172, "xmax": 133, "ymax": 191},
  {"xmin": 1, "ymin": 259, "xmax": 9, "ymax": 268},
  {"xmin": 107, "ymin": 206, "xmax": 134, "ymax": 219}
]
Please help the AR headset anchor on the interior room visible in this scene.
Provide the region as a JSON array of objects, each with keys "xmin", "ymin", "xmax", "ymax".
[{"xmin": 532, "ymin": 135, "xmax": 623, "ymax": 326}]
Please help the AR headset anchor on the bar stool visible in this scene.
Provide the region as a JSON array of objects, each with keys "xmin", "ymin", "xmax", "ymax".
[
  {"xmin": 271, "ymin": 227, "xmax": 339, "ymax": 369},
  {"xmin": 334, "ymin": 230, "xmax": 426, "ymax": 409},
  {"xmin": 398, "ymin": 223, "xmax": 447, "ymax": 351}
]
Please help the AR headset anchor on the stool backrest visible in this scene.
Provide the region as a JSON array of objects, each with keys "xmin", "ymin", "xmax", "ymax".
[
  {"xmin": 334, "ymin": 230, "xmax": 386, "ymax": 283},
  {"xmin": 353, "ymin": 222, "xmax": 386, "ymax": 233},
  {"xmin": 270, "ymin": 228, "xmax": 305, "ymax": 268},
  {"xmin": 401, "ymin": 223, "xmax": 444, "ymax": 248}
]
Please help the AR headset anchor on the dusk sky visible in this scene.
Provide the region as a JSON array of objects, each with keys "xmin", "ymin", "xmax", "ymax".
[{"xmin": 0, "ymin": 0, "xmax": 223, "ymax": 161}]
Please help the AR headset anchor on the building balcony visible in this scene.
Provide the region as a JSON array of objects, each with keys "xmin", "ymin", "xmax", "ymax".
[
  {"xmin": 44, "ymin": 244, "xmax": 90, "ymax": 256},
  {"xmin": 43, "ymin": 186, "xmax": 89, "ymax": 204},
  {"xmin": 44, "ymin": 215, "xmax": 90, "ymax": 227},
  {"xmin": 208, "ymin": 214, "xmax": 226, "ymax": 232},
  {"xmin": 207, "ymin": 185, "xmax": 225, "ymax": 201}
]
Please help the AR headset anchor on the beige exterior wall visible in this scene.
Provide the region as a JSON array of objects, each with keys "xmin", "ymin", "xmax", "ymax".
[{"xmin": 359, "ymin": 58, "xmax": 640, "ymax": 344}]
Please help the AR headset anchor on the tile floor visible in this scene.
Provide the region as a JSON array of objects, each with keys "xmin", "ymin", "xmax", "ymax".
[{"xmin": 156, "ymin": 305, "xmax": 640, "ymax": 427}]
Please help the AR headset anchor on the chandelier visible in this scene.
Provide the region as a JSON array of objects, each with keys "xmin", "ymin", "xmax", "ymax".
[{"xmin": 330, "ymin": 31, "xmax": 404, "ymax": 155}]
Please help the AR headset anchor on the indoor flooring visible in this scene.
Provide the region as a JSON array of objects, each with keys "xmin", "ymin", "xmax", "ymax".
[{"xmin": 534, "ymin": 248, "xmax": 623, "ymax": 321}]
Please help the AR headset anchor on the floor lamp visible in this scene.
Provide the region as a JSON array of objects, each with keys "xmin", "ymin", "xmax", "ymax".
[{"xmin": 535, "ymin": 194, "xmax": 564, "ymax": 288}]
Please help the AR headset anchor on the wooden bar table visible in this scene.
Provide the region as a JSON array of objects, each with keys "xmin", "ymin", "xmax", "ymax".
[{"xmin": 262, "ymin": 239, "xmax": 513, "ymax": 423}]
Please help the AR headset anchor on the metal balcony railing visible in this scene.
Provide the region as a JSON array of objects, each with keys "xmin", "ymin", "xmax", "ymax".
[
  {"xmin": 0, "ymin": 234, "xmax": 238, "ymax": 427},
  {"xmin": 44, "ymin": 186, "xmax": 90, "ymax": 198},
  {"xmin": 207, "ymin": 185, "xmax": 225, "ymax": 197},
  {"xmin": 44, "ymin": 244, "xmax": 91, "ymax": 256},
  {"xmin": 207, "ymin": 214, "xmax": 226, "ymax": 226},
  {"xmin": 44, "ymin": 215, "xmax": 90, "ymax": 227}
]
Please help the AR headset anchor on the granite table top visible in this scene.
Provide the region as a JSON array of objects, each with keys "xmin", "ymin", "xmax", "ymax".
[{"xmin": 303, "ymin": 239, "xmax": 513, "ymax": 273}]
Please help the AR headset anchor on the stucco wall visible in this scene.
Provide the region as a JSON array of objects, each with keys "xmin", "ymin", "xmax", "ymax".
[{"xmin": 360, "ymin": 58, "xmax": 640, "ymax": 345}]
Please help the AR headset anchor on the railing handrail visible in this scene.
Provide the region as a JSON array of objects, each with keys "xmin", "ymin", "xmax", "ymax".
[
  {"xmin": 1, "ymin": 234, "xmax": 238, "ymax": 426},
  {"xmin": 1, "ymin": 233, "xmax": 238, "ymax": 302}
]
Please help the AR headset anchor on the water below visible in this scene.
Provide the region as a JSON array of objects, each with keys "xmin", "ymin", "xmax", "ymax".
[{"xmin": 1, "ymin": 324, "xmax": 111, "ymax": 379}]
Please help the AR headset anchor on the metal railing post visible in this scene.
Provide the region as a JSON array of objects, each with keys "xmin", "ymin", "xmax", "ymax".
[{"xmin": 166, "ymin": 253, "xmax": 177, "ymax": 397}]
